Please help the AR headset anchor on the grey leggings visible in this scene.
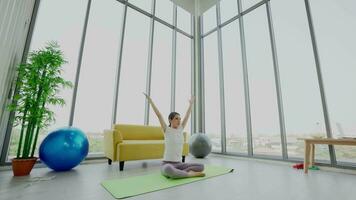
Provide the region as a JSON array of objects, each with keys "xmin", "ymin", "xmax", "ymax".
[{"xmin": 161, "ymin": 161, "xmax": 204, "ymax": 179}]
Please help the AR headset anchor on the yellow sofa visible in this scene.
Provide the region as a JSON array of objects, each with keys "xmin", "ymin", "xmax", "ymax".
[{"xmin": 104, "ymin": 124, "xmax": 189, "ymax": 171}]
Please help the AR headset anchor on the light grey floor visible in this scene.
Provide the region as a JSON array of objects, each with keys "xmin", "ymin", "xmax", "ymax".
[{"xmin": 1, "ymin": 154, "xmax": 356, "ymax": 200}]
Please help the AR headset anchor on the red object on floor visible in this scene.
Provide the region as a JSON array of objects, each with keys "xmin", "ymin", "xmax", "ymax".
[{"xmin": 292, "ymin": 163, "xmax": 304, "ymax": 169}]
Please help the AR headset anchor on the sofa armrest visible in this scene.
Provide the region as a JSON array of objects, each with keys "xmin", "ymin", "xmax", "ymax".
[
  {"xmin": 104, "ymin": 129, "xmax": 123, "ymax": 161},
  {"xmin": 183, "ymin": 132, "xmax": 188, "ymax": 143}
]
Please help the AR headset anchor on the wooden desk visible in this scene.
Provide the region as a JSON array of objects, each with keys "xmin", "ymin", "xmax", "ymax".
[{"xmin": 299, "ymin": 138, "xmax": 356, "ymax": 173}]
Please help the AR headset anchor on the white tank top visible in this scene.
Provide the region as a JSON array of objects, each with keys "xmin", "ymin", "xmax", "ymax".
[{"xmin": 163, "ymin": 125, "xmax": 184, "ymax": 162}]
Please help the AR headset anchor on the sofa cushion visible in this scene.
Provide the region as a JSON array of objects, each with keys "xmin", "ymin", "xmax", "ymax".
[
  {"xmin": 117, "ymin": 140, "xmax": 189, "ymax": 161},
  {"xmin": 118, "ymin": 141, "xmax": 165, "ymax": 161},
  {"xmin": 114, "ymin": 124, "xmax": 164, "ymax": 140},
  {"xmin": 121, "ymin": 140, "xmax": 164, "ymax": 145}
]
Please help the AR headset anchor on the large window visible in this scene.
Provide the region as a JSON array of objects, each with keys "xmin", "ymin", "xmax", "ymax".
[
  {"xmin": 5, "ymin": 0, "xmax": 193, "ymax": 162},
  {"xmin": 221, "ymin": 21, "xmax": 247, "ymax": 154},
  {"xmin": 177, "ymin": 6, "xmax": 191, "ymax": 34},
  {"xmin": 73, "ymin": 0, "xmax": 123, "ymax": 154},
  {"xmin": 176, "ymin": 33, "xmax": 192, "ymax": 133},
  {"xmin": 203, "ymin": 5, "xmax": 217, "ymax": 33},
  {"xmin": 116, "ymin": 8, "xmax": 150, "ymax": 124},
  {"xmin": 203, "ymin": 32, "xmax": 221, "ymax": 152},
  {"xmin": 310, "ymin": 0, "xmax": 356, "ymax": 164},
  {"xmin": 129, "ymin": 0, "xmax": 152, "ymax": 13},
  {"xmin": 220, "ymin": 0, "xmax": 238, "ymax": 24},
  {"xmin": 7, "ymin": 0, "xmax": 88, "ymax": 159},
  {"xmin": 155, "ymin": 0, "xmax": 173, "ymax": 24},
  {"xmin": 149, "ymin": 23, "xmax": 172, "ymax": 126},
  {"xmin": 271, "ymin": 0, "xmax": 329, "ymax": 161},
  {"xmin": 242, "ymin": 0, "xmax": 261, "ymax": 11},
  {"xmin": 244, "ymin": 6, "xmax": 281, "ymax": 157},
  {"xmin": 7, "ymin": 0, "xmax": 356, "ymax": 168}
]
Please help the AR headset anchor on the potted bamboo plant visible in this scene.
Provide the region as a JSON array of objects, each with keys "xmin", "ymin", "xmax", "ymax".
[{"xmin": 8, "ymin": 42, "xmax": 72, "ymax": 176}]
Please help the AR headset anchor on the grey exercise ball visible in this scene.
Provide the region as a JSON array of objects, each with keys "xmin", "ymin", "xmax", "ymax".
[{"xmin": 189, "ymin": 133, "xmax": 212, "ymax": 158}]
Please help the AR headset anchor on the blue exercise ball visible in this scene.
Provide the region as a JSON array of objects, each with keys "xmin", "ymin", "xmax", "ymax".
[
  {"xmin": 39, "ymin": 127, "xmax": 89, "ymax": 171},
  {"xmin": 189, "ymin": 133, "xmax": 212, "ymax": 158}
]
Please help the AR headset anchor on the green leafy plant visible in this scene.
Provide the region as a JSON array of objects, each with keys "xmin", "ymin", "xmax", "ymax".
[{"xmin": 8, "ymin": 42, "xmax": 72, "ymax": 159}]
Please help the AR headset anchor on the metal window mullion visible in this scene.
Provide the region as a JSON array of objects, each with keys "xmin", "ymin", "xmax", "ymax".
[
  {"xmin": 175, "ymin": 28, "xmax": 192, "ymax": 39},
  {"xmin": 112, "ymin": 1, "xmax": 128, "ymax": 125},
  {"xmin": 171, "ymin": 4, "xmax": 177, "ymax": 112},
  {"xmin": 193, "ymin": 15, "xmax": 200, "ymax": 133},
  {"xmin": 202, "ymin": 27, "xmax": 218, "ymax": 38},
  {"xmin": 191, "ymin": 15, "xmax": 195, "ymax": 134},
  {"xmin": 69, "ymin": 0, "xmax": 92, "ymax": 126},
  {"xmin": 237, "ymin": 0, "xmax": 253, "ymax": 157},
  {"xmin": 144, "ymin": 0, "xmax": 156, "ymax": 125},
  {"xmin": 194, "ymin": 15, "xmax": 203, "ymax": 133},
  {"xmin": 200, "ymin": 17, "xmax": 205, "ymax": 133},
  {"xmin": 304, "ymin": 0, "xmax": 336, "ymax": 166},
  {"xmin": 265, "ymin": 1, "xmax": 288, "ymax": 160},
  {"xmin": 194, "ymin": 15, "xmax": 204, "ymax": 133},
  {"xmin": 216, "ymin": 3, "xmax": 227, "ymax": 154}
]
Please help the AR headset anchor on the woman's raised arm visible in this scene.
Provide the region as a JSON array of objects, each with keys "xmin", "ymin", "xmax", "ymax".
[
  {"xmin": 181, "ymin": 96, "xmax": 195, "ymax": 128},
  {"xmin": 143, "ymin": 93, "xmax": 167, "ymax": 131}
]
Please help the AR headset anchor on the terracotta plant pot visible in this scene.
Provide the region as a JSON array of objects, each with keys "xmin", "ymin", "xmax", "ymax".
[{"xmin": 12, "ymin": 157, "xmax": 37, "ymax": 176}]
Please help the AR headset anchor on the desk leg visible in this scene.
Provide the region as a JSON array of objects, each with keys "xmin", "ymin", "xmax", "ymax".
[
  {"xmin": 304, "ymin": 142, "xmax": 311, "ymax": 174},
  {"xmin": 310, "ymin": 144, "xmax": 315, "ymax": 166}
]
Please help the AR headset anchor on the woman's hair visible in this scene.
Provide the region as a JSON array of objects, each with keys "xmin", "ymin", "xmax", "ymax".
[{"xmin": 168, "ymin": 112, "xmax": 180, "ymax": 127}]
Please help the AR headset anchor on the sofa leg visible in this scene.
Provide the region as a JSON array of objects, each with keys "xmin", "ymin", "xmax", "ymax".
[
  {"xmin": 119, "ymin": 161, "xmax": 125, "ymax": 171},
  {"xmin": 182, "ymin": 156, "xmax": 185, "ymax": 163},
  {"xmin": 108, "ymin": 159, "xmax": 112, "ymax": 165}
]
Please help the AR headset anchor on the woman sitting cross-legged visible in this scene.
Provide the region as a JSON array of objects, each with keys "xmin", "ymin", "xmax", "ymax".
[{"xmin": 143, "ymin": 93, "xmax": 205, "ymax": 179}]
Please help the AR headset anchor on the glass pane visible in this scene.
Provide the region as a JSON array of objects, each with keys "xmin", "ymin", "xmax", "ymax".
[
  {"xmin": 203, "ymin": 5, "xmax": 217, "ymax": 33},
  {"xmin": 129, "ymin": 0, "xmax": 152, "ymax": 13},
  {"xmin": 203, "ymin": 32, "xmax": 221, "ymax": 152},
  {"xmin": 176, "ymin": 33, "xmax": 192, "ymax": 133},
  {"xmin": 222, "ymin": 21, "xmax": 247, "ymax": 154},
  {"xmin": 177, "ymin": 6, "xmax": 191, "ymax": 34},
  {"xmin": 149, "ymin": 23, "xmax": 172, "ymax": 126},
  {"xmin": 155, "ymin": 0, "xmax": 173, "ymax": 24},
  {"xmin": 73, "ymin": 0, "xmax": 123, "ymax": 154},
  {"xmin": 244, "ymin": 7, "xmax": 281, "ymax": 157},
  {"xmin": 271, "ymin": 0, "xmax": 329, "ymax": 161},
  {"xmin": 310, "ymin": 0, "xmax": 356, "ymax": 163},
  {"xmin": 7, "ymin": 0, "xmax": 88, "ymax": 159},
  {"xmin": 117, "ymin": 8, "xmax": 150, "ymax": 124},
  {"xmin": 220, "ymin": 0, "xmax": 238, "ymax": 24},
  {"xmin": 335, "ymin": 146, "xmax": 356, "ymax": 164},
  {"xmin": 242, "ymin": 0, "xmax": 261, "ymax": 11}
]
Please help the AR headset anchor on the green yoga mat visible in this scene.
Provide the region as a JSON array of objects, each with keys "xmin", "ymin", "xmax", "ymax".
[{"xmin": 101, "ymin": 165, "xmax": 234, "ymax": 199}]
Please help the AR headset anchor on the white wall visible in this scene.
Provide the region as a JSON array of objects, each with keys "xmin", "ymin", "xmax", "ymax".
[{"xmin": 0, "ymin": 0, "xmax": 36, "ymax": 159}]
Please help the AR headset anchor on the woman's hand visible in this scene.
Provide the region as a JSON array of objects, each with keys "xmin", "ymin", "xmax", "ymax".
[
  {"xmin": 143, "ymin": 92, "xmax": 167, "ymax": 130},
  {"xmin": 143, "ymin": 92, "xmax": 152, "ymax": 102},
  {"xmin": 189, "ymin": 96, "xmax": 195, "ymax": 105},
  {"xmin": 182, "ymin": 96, "xmax": 195, "ymax": 128}
]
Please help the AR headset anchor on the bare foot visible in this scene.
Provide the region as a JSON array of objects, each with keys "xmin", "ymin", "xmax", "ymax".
[{"xmin": 188, "ymin": 171, "xmax": 205, "ymax": 177}]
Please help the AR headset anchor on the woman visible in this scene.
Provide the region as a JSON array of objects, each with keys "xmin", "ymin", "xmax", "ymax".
[{"xmin": 143, "ymin": 93, "xmax": 205, "ymax": 179}]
